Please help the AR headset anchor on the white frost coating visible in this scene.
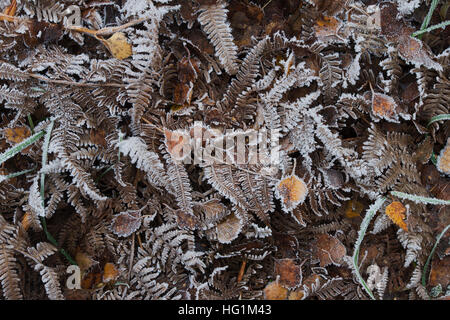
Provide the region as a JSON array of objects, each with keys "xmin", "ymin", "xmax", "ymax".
[
  {"xmin": 371, "ymin": 212, "xmax": 392, "ymax": 234},
  {"xmin": 116, "ymin": 134, "xmax": 169, "ymax": 188},
  {"xmin": 396, "ymin": 0, "xmax": 423, "ymax": 17},
  {"xmin": 28, "ymin": 175, "xmax": 45, "ymax": 217},
  {"xmin": 397, "ymin": 229, "xmax": 422, "ymax": 267},
  {"xmin": 343, "ymin": 52, "xmax": 361, "ymax": 88},
  {"xmin": 366, "ymin": 264, "xmax": 389, "ymax": 299}
]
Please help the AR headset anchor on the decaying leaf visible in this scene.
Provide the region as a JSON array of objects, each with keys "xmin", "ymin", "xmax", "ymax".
[
  {"xmin": 24, "ymin": 19, "xmax": 63, "ymax": 47},
  {"xmin": 371, "ymin": 92, "xmax": 398, "ymax": 121},
  {"xmin": 275, "ymin": 175, "xmax": 308, "ymax": 212},
  {"xmin": 0, "ymin": 0, "xmax": 448, "ymax": 302},
  {"xmin": 314, "ymin": 16, "xmax": 342, "ymax": 42},
  {"xmin": 429, "ymin": 256, "xmax": 450, "ymax": 288},
  {"xmin": 397, "ymin": 36, "xmax": 442, "ymax": 72},
  {"xmin": 385, "ymin": 201, "xmax": 408, "ymax": 231},
  {"xmin": 175, "ymin": 209, "xmax": 199, "ymax": 230},
  {"xmin": 103, "ymin": 32, "xmax": 132, "ymax": 60},
  {"xmin": 89, "ymin": 128, "xmax": 107, "ymax": 147},
  {"xmin": 314, "ymin": 233, "xmax": 347, "ymax": 267},
  {"xmin": 111, "ymin": 210, "xmax": 142, "ymax": 237},
  {"xmin": 215, "ymin": 213, "xmax": 242, "ymax": 244},
  {"xmin": 274, "ymin": 258, "xmax": 302, "ymax": 289}
]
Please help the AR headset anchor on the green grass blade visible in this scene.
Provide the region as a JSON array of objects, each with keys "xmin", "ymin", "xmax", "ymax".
[
  {"xmin": 421, "ymin": 0, "xmax": 440, "ymax": 30},
  {"xmin": 27, "ymin": 115, "xmax": 35, "ymax": 133},
  {"xmin": 422, "ymin": 224, "xmax": 450, "ymax": 287},
  {"xmin": 427, "ymin": 114, "xmax": 450, "ymax": 127},
  {"xmin": 413, "ymin": 20, "xmax": 450, "ymax": 37},
  {"xmin": 0, "ymin": 130, "xmax": 45, "ymax": 166},
  {"xmin": 391, "ymin": 191, "xmax": 450, "ymax": 205},
  {"xmin": 0, "ymin": 167, "xmax": 36, "ymax": 183},
  {"xmin": 352, "ymin": 197, "xmax": 386, "ymax": 300},
  {"xmin": 430, "ymin": 152, "xmax": 437, "ymax": 165}
]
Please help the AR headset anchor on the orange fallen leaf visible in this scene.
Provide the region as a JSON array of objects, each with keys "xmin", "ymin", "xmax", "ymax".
[
  {"xmin": 111, "ymin": 210, "xmax": 142, "ymax": 237},
  {"xmin": 288, "ymin": 274, "xmax": 321, "ymax": 300},
  {"xmin": 164, "ymin": 129, "xmax": 191, "ymax": 161},
  {"xmin": 274, "ymin": 259, "xmax": 302, "ymax": 289},
  {"xmin": 21, "ymin": 212, "xmax": 32, "ymax": 231},
  {"xmin": 3, "ymin": 126, "xmax": 32, "ymax": 153},
  {"xmin": 385, "ymin": 201, "xmax": 408, "ymax": 231},
  {"xmin": 0, "ymin": 0, "xmax": 16, "ymax": 22},
  {"xmin": 314, "ymin": 234, "xmax": 347, "ymax": 267},
  {"xmin": 81, "ymin": 272, "xmax": 102, "ymax": 289},
  {"xmin": 275, "ymin": 175, "xmax": 308, "ymax": 212},
  {"xmin": 3, "ymin": 126, "xmax": 31, "ymax": 144},
  {"xmin": 371, "ymin": 92, "xmax": 397, "ymax": 120},
  {"xmin": 103, "ymin": 32, "xmax": 132, "ymax": 60},
  {"xmin": 75, "ymin": 251, "xmax": 96, "ymax": 272},
  {"xmin": 263, "ymin": 280, "xmax": 288, "ymax": 300},
  {"xmin": 314, "ymin": 16, "xmax": 341, "ymax": 42},
  {"xmin": 103, "ymin": 263, "xmax": 119, "ymax": 283},
  {"xmin": 344, "ymin": 199, "xmax": 364, "ymax": 218},
  {"xmin": 436, "ymin": 138, "xmax": 450, "ymax": 175}
]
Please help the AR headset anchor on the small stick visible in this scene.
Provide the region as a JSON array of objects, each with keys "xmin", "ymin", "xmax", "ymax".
[
  {"xmin": 67, "ymin": 16, "xmax": 149, "ymax": 37},
  {"xmin": 237, "ymin": 259, "xmax": 247, "ymax": 283},
  {"xmin": 28, "ymin": 73, "xmax": 125, "ymax": 88},
  {"xmin": 127, "ymin": 233, "xmax": 135, "ymax": 282}
]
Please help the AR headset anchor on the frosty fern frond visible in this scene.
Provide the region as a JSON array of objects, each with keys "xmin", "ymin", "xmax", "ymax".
[{"xmin": 197, "ymin": 0, "xmax": 239, "ymax": 75}]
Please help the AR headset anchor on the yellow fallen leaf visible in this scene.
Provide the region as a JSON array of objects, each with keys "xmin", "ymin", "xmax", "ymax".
[
  {"xmin": 436, "ymin": 138, "xmax": 450, "ymax": 175},
  {"xmin": 263, "ymin": 280, "xmax": 288, "ymax": 300},
  {"xmin": 344, "ymin": 199, "xmax": 364, "ymax": 218},
  {"xmin": 4, "ymin": 126, "xmax": 31, "ymax": 144},
  {"xmin": 276, "ymin": 175, "xmax": 308, "ymax": 211},
  {"xmin": 385, "ymin": 201, "xmax": 408, "ymax": 231},
  {"xmin": 103, "ymin": 32, "xmax": 132, "ymax": 60},
  {"xmin": 103, "ymin": 262, "xmax": 119, "ymax": 283},
  {"xmin": 21, "ymin": 212, "xmax": 32, "ymax": 231},
  {"xmin": 75, "ymin": 251, "xmax": 96, "ymax": 272}
]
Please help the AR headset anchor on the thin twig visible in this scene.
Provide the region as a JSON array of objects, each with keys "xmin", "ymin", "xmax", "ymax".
[{"xmin": 28, "ymin": 73, "xmax": 125, "ymax": 88}]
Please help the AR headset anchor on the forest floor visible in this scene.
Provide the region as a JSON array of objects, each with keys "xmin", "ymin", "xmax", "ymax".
[{"xmin": 0, "ymin": 0, "xmax": 449, "ymax": 300}]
